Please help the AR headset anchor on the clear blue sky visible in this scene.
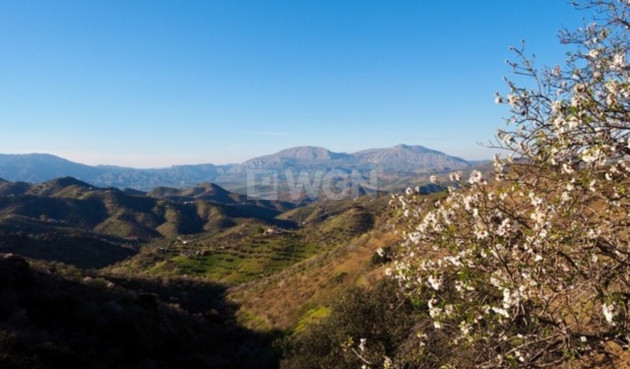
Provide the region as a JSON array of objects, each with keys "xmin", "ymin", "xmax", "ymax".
[{"xmin": 1, "ymin": 1, "xmax": 585, "ymax": 167}]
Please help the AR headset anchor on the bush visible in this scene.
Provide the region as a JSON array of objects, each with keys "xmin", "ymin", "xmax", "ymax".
[{"xmin": 280, "ymin": 280, "xmax": 418, "ymax": 369}]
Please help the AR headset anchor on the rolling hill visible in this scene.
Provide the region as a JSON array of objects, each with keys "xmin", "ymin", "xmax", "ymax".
[{"xmin": 0, "ymin": 178, "xmax": 296, "ymax": 268}]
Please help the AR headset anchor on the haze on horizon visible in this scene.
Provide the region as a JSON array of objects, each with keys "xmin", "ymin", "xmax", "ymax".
[{"xmin": 1, "ymin": 1, "xmax": 583, "ymax": 168}]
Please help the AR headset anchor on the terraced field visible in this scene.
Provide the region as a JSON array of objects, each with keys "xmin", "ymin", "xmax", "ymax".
[{"xmin": 108, "ymin": 198, "xmax": 382, "ymax": 285}]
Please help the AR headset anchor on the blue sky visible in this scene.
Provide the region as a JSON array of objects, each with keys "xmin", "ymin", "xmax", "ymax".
[{"xmin": 1, "ymin": 1, "xmax": 584, "ymax": 167}]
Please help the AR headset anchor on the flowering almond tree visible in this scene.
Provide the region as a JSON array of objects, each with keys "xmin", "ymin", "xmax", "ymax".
[{"xmin": 386, "ymin": 1, "xmax": 629, "ymax": 368}]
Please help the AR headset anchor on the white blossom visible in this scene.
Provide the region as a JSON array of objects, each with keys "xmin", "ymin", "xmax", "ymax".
[
  {"xmin": 359, "ymin": 338, "xmax": 367, "ymax": 352},
  {"xmin": 428, "ymin": 275, "xmax": 442, "ymax": 291},
  {"xmin": 602, "ymin": 303, "xmax": 616, "ymax": 324},
  {"xmin": 492, "ymin": 306, "xmax": 510, "ymax": 318},
  {"xmin": 468, "ymin": 170, "xmax": 485, "ymax": 185}
]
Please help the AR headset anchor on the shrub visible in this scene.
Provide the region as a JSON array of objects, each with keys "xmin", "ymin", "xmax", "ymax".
[{"xmin": 280, "ymin": 280, "xmax": 418, "ymax": 369}]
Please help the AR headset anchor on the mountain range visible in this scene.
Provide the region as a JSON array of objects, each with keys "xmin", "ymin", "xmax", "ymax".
[{"xmin": 0, "ymin": 144, "xmax": 474, "ymax": 192}]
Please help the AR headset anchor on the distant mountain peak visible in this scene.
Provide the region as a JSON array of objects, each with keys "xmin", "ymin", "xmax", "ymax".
[
  {"xmin": 3, "ymin": 152, "xmax": 76, "ymax": 163},
  {"xmin": 269, "ymin": 146, "xmax": 348, "ymax": 161},
  {"xmin": 236, "ymin": 146, "xmax": 352, "ymax": 172},
  {"xmin": 391, "ymin": 144, "xmax": 433, "ymax": 152},
  {"xmin": 352, "ymin": 144, "xmax": 470, "ymax": 171}
]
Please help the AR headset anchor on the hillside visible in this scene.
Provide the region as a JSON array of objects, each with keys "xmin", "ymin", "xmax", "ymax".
[
  {"xmin": 0, "ymin": 254, "xmax": 279, "ymax": 369},
  {"xmin": 106, "ymin": 194, "xmax": 387, "ymax": 284},
  {"xmin": 228, "ymin": 191, "xmax": 446, "ymax": 331}
]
